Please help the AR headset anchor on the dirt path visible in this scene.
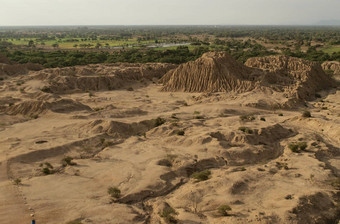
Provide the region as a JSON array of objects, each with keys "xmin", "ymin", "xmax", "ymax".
[{"xmin": 0, "ymin": 160, "xmax": 31, "ymax": 224}]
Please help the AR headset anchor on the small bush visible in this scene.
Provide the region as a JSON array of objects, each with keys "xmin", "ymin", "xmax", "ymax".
[
  {"xmin": 160, "ymin": 206, "xmax": 178, "ymax": 224},
  {"xmin": 41, "ymin": 86, "xmax": 52, "ymax": 93},
  {"xmin": 157, "ymin": 159, "xmax": 172, "ymax": 167},
  {"xmin": 260, "ymin": 117, "xmax": 266, "ymax": 121},
  {"xmin": 193, "ymin": 111, "xmax": 200, "ymax": 115},
  {"xmin": 67, "ymin": 218, "xmax": 83, "ymax": 224},
  {"xmin": 218, "ymin": 204, "xmax": 232, "ymax": 216},
  {"xmin": 288, "ymin": 142, "xmax": 307, "ymax": 153},
  {"xmin": 155, "ymin": 117, "xmax": 166, "ymax": 127},
  {"xmin": 238, "ymin": 127, "xmax": 253, "ymax": 134},
  {"xmin": 171, "ymin": 114, "xmax": 177, "ymax": 119},
  {"xmin": 13, "ymin": 178, "xmax": 22, "ymax": 185},
  {"xmin": 240, "ymin": 115, "xmax": 255, "ymax": 121},
  {"xmin": 61, "ymin": 156, "xmax": 76, "ymax": 167},
  {"xmin": 278, "ymin": 113, "xmax": 283, "ymax": 116},
  {"xmin": 315, "ymin": 93, "xmax": 321, "ymax": 98},
  {"xmin": 158, "ymin": 154, "xmax": 178, "ymax": 167},
  {"xmin": 30, "ymin": 114, "xmax": 39, "ymax": 119},
  {"xmin": 127, "ymin": 87, "xmax": 134, "ymax": 91},
  {"xmin": 40, "ymin": 162, "xmax": 54, "ymax": 175},
  {"xmin": 108, "ymin": 186, "xmax": 121, "ymax": 198},
  {"xmin": 302, "ymin": 111, "xmax": 311, "ymax": 118},
  {"xmin": 176, "ymin": 130, "xmax": 185, "ymax": 136},
  {"xmin": 194, "ymin": 115, "xmax": 204, "ymax": 119},
  {"xmin": 42, "ymin": 167, "xmax": 52, "ymax": 175},
  {"xmin": 191, "ymin": 170, "xmax": 211, "ymax": 182}
]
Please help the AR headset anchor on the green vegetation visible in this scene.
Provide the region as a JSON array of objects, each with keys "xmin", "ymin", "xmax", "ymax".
[
  {"xmin": 302, "ymin": 111, "xmax": 311, "ymax": 118},
  {"xmin": 40, "ymin": 162, "xmax": 54, "ymax": 175},
  {"xmin": 158, "ymin": 154, "xmax": 178, "ymax": 167},
  {"xmin": 154, "ymin": 117, "xmax": 166, "ymax": 127},
  {"xmin": 260, "ymin": 117, "xmax": 266, "ymax": 121},
  {"xmin": 1, "ymin": 26, "xmax": 339, "ymax": 68},
  {"xmin": 176, "ymin": 130, "xmax": 185, "ymax": 136},
  {"xmin": 13, "ymin": 178, "xmax": 22, "ymax": 185},
  {"xmin": 108, "ymin": 186, "xmax": 121, "ymax": 198},
  {"xmin": 160, "ymin": 206, "xmax": 178, "ymax": 224},
  {"xmin": 240, "ymin": 115, "xmax": 255, "ymax": 121},
  {"xmin": 288, "ymin": 142, "xmax": 308, "ymax": 153},
  {"xmin": 41, "ymin": 86, "xmax": 52, "ymax": 93},
  {"xmin": 67, "ymin": 218, "xmax": 83, "ymax": 224},
  {"xmin": 238, "ymin": 127, "xmax": 253, "ymax": 134},
  {"xmin": 191, "ymin": 170, "xmax": 211, "ymax": 182},
  {"xmin": 218, "ymin": 204, "xmax": 232, "ymax": 216},
  {"xmin": 61, "ymin": 156, "xmax": 76, "ymax": 167}
]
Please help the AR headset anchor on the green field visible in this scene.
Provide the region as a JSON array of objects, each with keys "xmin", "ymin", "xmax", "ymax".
[{"xmin": 321, "ymin": 45, "xmax": 340, "ymax": 54}]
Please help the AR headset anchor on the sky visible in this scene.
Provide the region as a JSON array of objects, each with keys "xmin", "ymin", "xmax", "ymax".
[{"xmin": 0, "ymin": 0, "xmax": 339, "ymax": 26}]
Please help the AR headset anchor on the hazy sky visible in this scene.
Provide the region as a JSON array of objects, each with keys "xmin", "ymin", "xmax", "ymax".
[{"xmin": 0, "ymin": 0, "xmax": 339, "ymax": 26}]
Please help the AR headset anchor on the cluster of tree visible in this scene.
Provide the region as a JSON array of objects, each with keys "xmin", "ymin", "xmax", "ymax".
[{"xmin": 0, "ymin": 46, "xmax": 208, "ymax": 68}]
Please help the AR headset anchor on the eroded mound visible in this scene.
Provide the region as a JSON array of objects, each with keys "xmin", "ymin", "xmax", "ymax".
[
  {"xmin": 87, "ymin": 119, "xmax": 158, "ymax": 137},
  {"xmin": 161, "ymin": 52, "xmax": 334, "ymax": 104},
  {"xmin": 6, "ymin": 99, "xmax": 91, "ymax": 115},
  {"xmin": 322, "ymin": 61, "xmax": 340, "ymax": 76},
  {"xmin": 32, "ymin": 63, "xmax": 176, "ymax": 93},
  {"xmin": 245, "ymin": 55, "xmax": 335, "ymax": 100},
  {"xmin": 160, "ymin": 52, "xmax": 258, "ymax": 92}
]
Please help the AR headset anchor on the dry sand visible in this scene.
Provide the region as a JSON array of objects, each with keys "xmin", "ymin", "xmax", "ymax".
[{"xmin": 0, "ymin": 54, "xmax": 339, "ymax": 224}]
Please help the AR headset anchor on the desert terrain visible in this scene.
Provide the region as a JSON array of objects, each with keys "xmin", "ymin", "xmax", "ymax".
[{"xmin": 0, "ymin": 52, "xmax": 339, "ymax": 224}]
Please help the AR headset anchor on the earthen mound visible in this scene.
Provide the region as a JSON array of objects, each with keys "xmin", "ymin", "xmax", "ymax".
[
  {"xmin": 160, "ymin": 52, "xmax": 258, "ymax": 92},
  {"xmin": 32, "ymin": 63, "xmax": 176, "ymax": 93},
  {"xmin": 161, "ymin": 52, "xmax": 334, "ymax": 103},
  {"xmin": 87, "ymin": 119, "xmax": 157, "ymax": 137},
  {"xmin": 322, "ymin": 61, "xmax": 340, "ymax": 76},
  {"xmin": 6, "ymin": 99, "xmax": 91, "ymax": 115},
  {"xmin": 245, "ymin": 55, "xmax": 335, "ymax": 100}
]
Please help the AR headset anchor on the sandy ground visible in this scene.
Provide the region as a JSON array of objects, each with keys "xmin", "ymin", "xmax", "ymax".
[{"xmin": 0, "ymin": 70, "xmax": 339, "ymax": 224}]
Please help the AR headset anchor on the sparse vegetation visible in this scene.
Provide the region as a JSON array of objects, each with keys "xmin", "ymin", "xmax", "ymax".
[
  {"xmin": 155, "ymin": 117, "xmax": 166, "ymax": 127},
  {"xmin": 160, "ymin": 206, "xmax": 178, "ymax": 224},
  {"xmin": 108, "ymin": 186, "xmax": 121, "ymax": 198},
  {"xmin": 302, "ymin": 111, "xmax": 311, "ymax": 118},
  {"xmin": 218, "ymin": 204, "xmax": 232, "ymax": 216},
  {"xmin": 127, "ymin": 87, "xmax": 134, "ymax": 91},
  {"xmin": 158, "ymin": 154, "xmax": 178, "ymax": 167},
  {"xmin": 41, "ymin": 86, "xmax": 52, "ymax": 93},
  {"xmin": 67, "ymin": 218, "xmax": 83, "ymax": 224},
  {"xmin": 176, "ymin": 130, "xmax": 185, "ymax": 136},
  {"xmin": 238, "ymin": 127, "xmax": 253, "ymax": 134},
  {"xmin": 13, "ymin": 178, "xmax": 22, "ymax": 185},
  {"xmin": 194, "ymin": 115, "xmax": 204, "ymax": 119},
  {"xmin": 40, "ymin": 162, "xmax": 54, "ymax": 175},
  {"xmin": 191, "ymin": 170, "xmax": 211, "ymax": 182},
  {"xmin": 288, "ymin": 142, "xmax": 307, "ymax": 153},
  {"xmin": 61, "ymin": 156, "xmax": 76, "ymax": 167},
  {"xmin": 278, "ymin": 113, "xmax": 283, "ymax": 116},
  {"xmin": 240, "ymin": 115, "xmax": 255, "ymax": 121},
  {"xmin": 260, "ymin": 117, "xmax": 266, "ymax": 121}
]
